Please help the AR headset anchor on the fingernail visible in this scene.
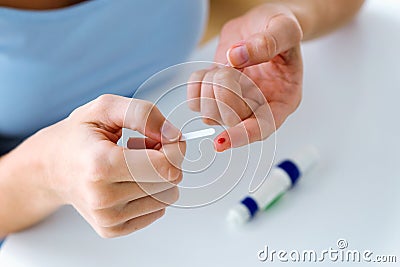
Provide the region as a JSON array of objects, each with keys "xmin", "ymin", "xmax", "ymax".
[
  {"xmin": 227, "ymin": 42, "xmax": 249, "ymax": 67},
  {"xmin": 161, "ymin": 121, "xmax": 181, "ymax": 142},
  {"xmin": 154, "ymin": 143, "xmax": 162, "ymax": 150}
]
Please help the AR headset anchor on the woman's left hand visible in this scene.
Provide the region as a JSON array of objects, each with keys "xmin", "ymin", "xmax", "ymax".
[{"xmin": 187, "ymin": 3, "xmax": 303, "ymax": 152}]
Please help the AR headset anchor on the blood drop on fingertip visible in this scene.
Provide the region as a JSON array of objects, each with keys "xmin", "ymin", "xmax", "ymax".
[{"xmin": 217, "ymin": 137, "xmax": 226, "ymax": 144}]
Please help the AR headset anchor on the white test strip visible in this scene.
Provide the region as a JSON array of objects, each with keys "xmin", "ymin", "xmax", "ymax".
[{"xmin": 180, "ymin": 128, "xmax": 216, "ymax": 141}]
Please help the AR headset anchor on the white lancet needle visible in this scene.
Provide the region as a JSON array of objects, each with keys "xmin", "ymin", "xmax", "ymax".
[{"xmin": 180, "ymin": 128, "xmax": 216, "ymax": 141}]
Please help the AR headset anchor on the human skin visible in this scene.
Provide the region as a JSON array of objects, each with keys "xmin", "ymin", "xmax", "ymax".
[
  {"xmin": 0, "ymin": 0, "xmax": 364, "ymax": 238},
  {"xmin": 0, "ymin": 95, "xmax": 185, "ymax": 238},
  {"xmin": 188, "ymin": 0, "xmax": 365, "ymax": 152},
  {"xmin": 0, "ymin": 0, "xmax": 86, "ymax": 10}
]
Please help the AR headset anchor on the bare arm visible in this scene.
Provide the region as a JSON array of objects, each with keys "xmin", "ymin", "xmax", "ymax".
[
  {"xmin": 284, "ymin": 0, "xmax": 365, "ymax": 40},
  {"xmin": 203, "ymin": 0, "xmax": 365, "ymax": 42},
  {"xmin": 0, "ymin": 130, "xmax": 63, "ymax": 238}
]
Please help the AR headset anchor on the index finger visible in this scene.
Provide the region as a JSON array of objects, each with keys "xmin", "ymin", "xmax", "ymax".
[
  {"xmin": 213, "ymin": 103, "xmax": 275, "ymax": 152},
  {"xmin": 81, "ymin": 95, "xmax": 181, "ymax": 143},
  {"xmin": 125, "ymin": 99, "xmax": 182, "ymax": 143}
]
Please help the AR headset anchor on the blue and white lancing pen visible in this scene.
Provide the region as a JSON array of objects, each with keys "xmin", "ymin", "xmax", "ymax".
[{"xmin": 227, "ymin": 146, "xmax": 320, "ymax": 225}]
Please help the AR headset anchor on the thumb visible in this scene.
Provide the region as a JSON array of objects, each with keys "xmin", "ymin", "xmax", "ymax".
[
  {"xmin": 81, "ymin": 95, "xmax": 181, "ymax": 143},
  {"xmin": 226, "ymin": 15, "xmax": 302, "ymax": 68}
]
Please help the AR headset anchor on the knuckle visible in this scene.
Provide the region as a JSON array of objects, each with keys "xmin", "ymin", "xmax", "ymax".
[
  {"xmin": 135, "ymin": 100, "xmax": 155, "ymax": 117},
  {"xmin": 285, "ymin": 16, "xmax": 303, "ymax": 41},
  {"xmin": 78, "ymin": 94, "xmax": 115, "ymax": 119},
  {"xmin": 68, "ymin": 105, "xmax": 86, "ymax": 120},
  {"xmin": 216, "ymin": 90, "xmax": 235, "ymax": 105},
  {"xmin": 94, "ymin": 94, "xmax": 115, "ymax": 108},
  {"xmin": 131, "ymin": 100, "xmax": 158, "ymax": 129},
  {"xmin": 203, "ymin": 70, "xmax": 215, "ymax": 84},
  {"xmin": 84, "ymin": 147, "xmax": 112, "ymax": 182},
  {"xmin": 187, "ymin": 100, "xmax": 200, "ymax": 112},
  {"xmin": 150, "ymin": 153, "xmax": 170, "ymax": 180},
  {"xmin": 86, "ymin": 190, "xmax": 105, "ymax": 210},
  {"xmin": 259, "ymin": 34, "xmax": 277, "ymax": 59},
  {"xmin": 214, "ymin": 68, "xmax": 233, "ymax": 83},
  {"xmin": 187, "ymin": 85, "xmax": 199, "ymax": 98},
  {"xmin": 86, "ymin": 186, "xmax": 115, "ymax": 210},
  {"xmin": 93, "ymin": 209, "xmax": 122, "ymax": 228},
  {"xmin": 245, "ymin": 123, "xmax": 260, "ymax": 142},
  {"xmin": 90, "ymin": 94, "xmax": 114, "ymax": 114},
  {"xmin": 201, "ymin": 97, "xmax": 216, "ymax": 110},
  {"xmin": 86, "ymin": 159, "xmax": 109, "ymax": 183},
  {"xmin": 269, "ymin": 14, "xmax": 302, "ymax": 43},
  {"xmin": 224, "ymin": 115, "xmax": 240, "ymax": 127},
  {"xmin": 87, "ymin": 192, "xmax": 102, "ymax": 210},
  {"xmin": 68, "ymin": 94, "xmax": 116, "ymax": 121},
  {"xmin": 188, "ymin": 70, "xmax": 205, "ymax": 83}
]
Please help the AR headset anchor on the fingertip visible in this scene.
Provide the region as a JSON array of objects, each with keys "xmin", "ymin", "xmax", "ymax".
[
  {"xmin": 214, "ymin": 145, "xmax": 226, "ymax": 153},
  {"xmin": 161, "ymin": 120, "xmax": 181, "ymax": 143},
  {"xmin": 213, "ymin": 133, "xmax": 231, "ymax": 152}
]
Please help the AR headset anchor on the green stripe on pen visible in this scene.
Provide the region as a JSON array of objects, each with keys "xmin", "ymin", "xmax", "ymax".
[{"xmin": 264, "ymin": 192, "xmax": 285, "ymax": 210}]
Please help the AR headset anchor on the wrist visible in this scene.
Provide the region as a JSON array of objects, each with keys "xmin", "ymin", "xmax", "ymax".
[
  {"xmin": 0, "ymin": 129, "xmax": 64, "ymax": 234},
  {"xmin": 4, "ymin": 129, "xmax": 65, "ymax": 209},
  {"xmin": 280, "ymin": 0, "xmax": 365, "ymax": 41},
  {"xmin": 282, "ymin": 1, "xmax": 317, "ymax": 41},
  {"xmin": 28, "ymin": 127, "xmax": 67, "ymax": 207}
]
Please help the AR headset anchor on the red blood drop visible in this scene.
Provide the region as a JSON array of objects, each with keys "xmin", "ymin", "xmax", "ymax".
[{"xmin": 217, "ymin": 137, "xmax": 226, "ymax": 144}]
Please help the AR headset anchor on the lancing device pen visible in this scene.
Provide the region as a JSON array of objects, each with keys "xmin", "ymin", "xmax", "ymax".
[{"xmin": 227, "ymin": 146, "xmax": 320, "ymax": 225}]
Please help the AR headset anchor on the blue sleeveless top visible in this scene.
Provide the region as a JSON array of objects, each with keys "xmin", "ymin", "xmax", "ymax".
[{"xmin": 0, "ymin": 0, "xmax": 207, "ymax": 149}]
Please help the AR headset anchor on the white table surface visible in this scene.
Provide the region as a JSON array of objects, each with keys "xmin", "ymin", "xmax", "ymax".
[{"xmin": 1, "ymin": 0, "xmax": 400, "ymax": 266}]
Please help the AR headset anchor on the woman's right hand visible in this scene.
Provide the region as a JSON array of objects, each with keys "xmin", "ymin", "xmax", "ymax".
[{"xmin": 33, "ymin": 94, "xmax": 185, "ymax": 238}]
